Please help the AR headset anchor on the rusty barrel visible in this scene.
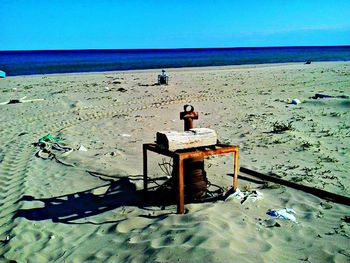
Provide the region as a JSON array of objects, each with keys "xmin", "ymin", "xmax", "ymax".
[{"xmin": 183, "ymin": 158, "xmax": 208, "ymax": 199}]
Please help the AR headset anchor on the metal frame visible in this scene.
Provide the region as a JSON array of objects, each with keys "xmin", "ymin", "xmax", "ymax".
[{"xmin": 143, "ymin": 143, "xmax": 239, "ymax": 214}]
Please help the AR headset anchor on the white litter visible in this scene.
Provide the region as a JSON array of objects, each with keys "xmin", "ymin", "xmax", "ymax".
[
  {"xmin": 225, "ymin": 188, "xmax": 245, "ymax": 201},
  {"xmin": 78, "ymin": 144, "xmax": 88, "ymax": 151},
  {"xmin": 291, "ymin": 98, "xmax": 301, "ymax": 105},
  {"xmin": 267, "ymin": 208, "xmax": 297, "ymax": 223},
  {"xmin": 225, "ymin": 188, "xmax": 264, "ymax": 204}
]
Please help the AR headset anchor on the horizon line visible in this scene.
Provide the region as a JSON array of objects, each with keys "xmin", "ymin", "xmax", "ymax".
[{"xmin": 1, "ymin": 44, "xmax": 350, "ymax": 52}]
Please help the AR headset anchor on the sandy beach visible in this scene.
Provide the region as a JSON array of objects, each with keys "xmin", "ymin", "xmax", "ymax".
[{"xmin": 0, "ymin": 62, "xmax": 349, "ymax": 262}]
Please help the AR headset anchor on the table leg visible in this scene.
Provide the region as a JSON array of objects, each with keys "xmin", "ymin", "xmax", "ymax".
[
  {"xmin": 143, "ymin": 145, "xmax": 148, "ymax": 193},
  {"xmin": 233, "ymin": 150, "xmax": 239, "ymax": 191},
  {"xmin": 176, "ymin": 156, "xmax": 185, "ymax": 214}
]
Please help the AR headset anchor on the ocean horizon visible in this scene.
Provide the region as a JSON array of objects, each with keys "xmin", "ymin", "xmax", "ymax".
[{"xmin": 1, "ymin": 46, "xmax": 350, "ymax": 76}]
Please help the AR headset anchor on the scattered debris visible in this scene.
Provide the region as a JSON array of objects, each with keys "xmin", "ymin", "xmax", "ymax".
[
  {"xmin": 266, "ymin": 208, "xmax": 297, "ymax": 223},
  {"xmin": 0, "ymin": 96, "xmax": 44, "ymax": 106},
  {"xmin": 117, "ymin": 87, "xmax": 127, "ymax": 92},
  {"xmin": 291, "ymin": 98, "xmax": 301, "ymax": 105},
  {"xmin": 225, "ymin": 188, "xmax": 263, "ymax": 204},
  {"xmin": 38, "ymin": 134, "xmax": 64, "ymax": 143},
  {"xmin": 78, "ymin": 144, "xmax": 88, "ymax": 151},
  {"xmin": 34, "ymin": 134, "xmax": 75, "ymax": 167},
  {"xmin": 271, "ymin": 121, "xmax": 294, "ymax": 133},
  {"xmin": 283, "ymin": 98, "xmax": 301, "ymax": 105}
]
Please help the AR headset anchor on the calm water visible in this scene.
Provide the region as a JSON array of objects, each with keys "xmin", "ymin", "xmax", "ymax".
[{"xmin": 0, "ymin": 46, "xmax": 350, "ymax": 76}]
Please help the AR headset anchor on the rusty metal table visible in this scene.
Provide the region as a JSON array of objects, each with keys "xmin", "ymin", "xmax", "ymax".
[{"xmin": 143, "ymin": 143, "xmax": 239, "ymax": 214}]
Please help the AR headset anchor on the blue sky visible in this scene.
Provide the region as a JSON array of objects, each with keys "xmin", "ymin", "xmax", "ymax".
[{"xmin": 1, "ymin": 0, "xmax": 350, "ymax": 50}]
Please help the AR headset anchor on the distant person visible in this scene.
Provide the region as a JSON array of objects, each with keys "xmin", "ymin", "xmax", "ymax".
[{"xmin": 158, "ymin": 69, "xmax": 169, "ymax": 85}]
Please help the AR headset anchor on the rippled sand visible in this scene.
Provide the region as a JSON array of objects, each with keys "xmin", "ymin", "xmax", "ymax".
[{"xmin": 0, "ymin": 62, "xmax": 349, "ymax": 262}]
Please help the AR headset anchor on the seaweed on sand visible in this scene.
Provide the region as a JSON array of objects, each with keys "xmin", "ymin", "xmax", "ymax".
[{"xmin": 271, "ymin": 121, "xmax": 294, "ymax": 133}]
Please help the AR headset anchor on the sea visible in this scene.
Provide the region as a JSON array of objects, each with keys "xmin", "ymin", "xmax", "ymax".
[{"xmin": 0, "ymin": 46, "xmax": 350, "ymax": 76}]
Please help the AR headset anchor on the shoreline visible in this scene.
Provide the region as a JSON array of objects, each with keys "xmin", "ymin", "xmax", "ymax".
[{"xmin": 4, "ymin": 60, "xmax": 350, "ymax": 78}]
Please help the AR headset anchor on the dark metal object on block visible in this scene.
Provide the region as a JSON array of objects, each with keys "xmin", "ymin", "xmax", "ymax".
[
  {"xmin": 180, "ymin": 105, "xmax": 198, "ymax": 131},
  {"xmin": 143, "ymin": 105, "xmax": 239, "ymax": 214}
]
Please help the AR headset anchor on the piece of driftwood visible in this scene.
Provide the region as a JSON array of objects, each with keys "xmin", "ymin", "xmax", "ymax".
[
  {"xmin": 156, "ymin": 128, "xmax": 217, "ymax": 151},
  {"xmin": 239, "ymin": 167, "xmax": 350, "ymax": 206}
]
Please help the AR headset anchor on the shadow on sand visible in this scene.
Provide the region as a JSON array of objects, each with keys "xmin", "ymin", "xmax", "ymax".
[{"xmin": 14, "ymin": 171, "xmax": 176, "ymax": 225}]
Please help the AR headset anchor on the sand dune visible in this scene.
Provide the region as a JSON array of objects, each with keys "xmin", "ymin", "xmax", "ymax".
[{"xmin": 0, "ymin": 62, "xmax": 349, "ymax": 262}]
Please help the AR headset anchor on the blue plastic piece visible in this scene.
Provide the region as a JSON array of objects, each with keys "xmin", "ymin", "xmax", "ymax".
[{"xmin": 0, "ymin": 70, "xmax": 6, "ymax": 78}]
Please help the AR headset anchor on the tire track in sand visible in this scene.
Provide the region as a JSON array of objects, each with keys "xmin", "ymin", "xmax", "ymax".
[
  {"xmin": 0, "ymin": 92, "xmax": 240, "ymax": 259},
  {"xmin": 0, "ymin": 90, "xmax": 243, "ymax": 137},
  {"xmin": 0, "ymin": 138, "xmax": 33, "ymax": 259}
]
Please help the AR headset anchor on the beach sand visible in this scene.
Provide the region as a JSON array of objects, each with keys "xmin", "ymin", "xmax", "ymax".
[{"xmin": 0, "ymin": 62, "xmax": 349, "ymax": 262}]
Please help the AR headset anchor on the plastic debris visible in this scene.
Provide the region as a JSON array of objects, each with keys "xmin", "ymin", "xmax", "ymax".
[
  {"xmin": 120, "ymin": 133, "xmax": 131, "ymax": 137},
  {"xmin": 0, "ymin": 70, "xmax": 6, "ymax": 78},
  {"xmin": 38, "ymin": 134, "xmax": 64, "ymax": 143},
  {"xmin": 78, "ymin": 144, "xmax": 88, "ymax": 151},
  {"xmin": 267, "ymin": 208, "xmax": 297, "ymax": 223},
  {"xmin": 225, "ymin": 188, "xmax": 245, "ymax": 201},
  {"xmin": 291, "ymin": 98, "xmax": 301, "ymax": 105},
  {"xmin": 225, "ymin": 188, "xmax": 263, "ymax": 204},
  {"xmin": 34, "ymin": 134, "xmax": 75, "ymax": 166}
]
